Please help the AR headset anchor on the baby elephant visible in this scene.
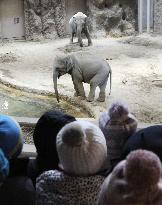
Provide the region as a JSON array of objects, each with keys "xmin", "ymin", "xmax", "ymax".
[
  {"xmin": 69, "ymin": 12, "xmax": 92, "ymax": 47},
  {"xmin": 53, "ymin": 54, "xmax": 112, "ymax": 102}
]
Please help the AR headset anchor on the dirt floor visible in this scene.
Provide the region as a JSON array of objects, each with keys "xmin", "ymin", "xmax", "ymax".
[{"xmin": 0, "ymin": 33, "xmax": 162, "ymax": 124}]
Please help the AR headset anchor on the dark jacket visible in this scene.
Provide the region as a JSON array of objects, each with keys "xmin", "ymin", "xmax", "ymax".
[
  {"xmin": 122, "ymin": 125, "xmax": 162, "ymax": 161},
  {"xmin": 0, "ymin": 176, "xmax": 35, "ymax": 205},
  {"xmin": 0, "ymin": 156, "xmax": 36, "ymax": 205},
  {"xmin": 9, "ymin": 156, "xmax": 30, "ymax": 177}
]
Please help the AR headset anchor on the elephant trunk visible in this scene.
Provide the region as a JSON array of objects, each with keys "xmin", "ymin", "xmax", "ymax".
[
  {"xmin": 77, "ymin": 25, "xmax": 83, "ymax": 47},
  {"xmin": 53, "ymin": 70, "xmax": 59, "ymax": 103}
]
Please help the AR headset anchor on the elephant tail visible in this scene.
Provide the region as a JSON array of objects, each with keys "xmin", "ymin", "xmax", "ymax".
[
  {"xmin": 108, "ymin": 69, "xmax": 112, "ymax": 95},
  {"xmin": 106, "ymin": 59, "xmax": 112, "ymax": 95}
]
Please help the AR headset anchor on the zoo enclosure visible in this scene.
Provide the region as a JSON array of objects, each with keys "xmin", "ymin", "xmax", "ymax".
[{"xmin": 0, "ymin": 0, "xmax": 162, "ymax": 39}]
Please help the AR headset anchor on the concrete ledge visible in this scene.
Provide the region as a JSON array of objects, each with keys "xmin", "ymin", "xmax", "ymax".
[{"xmin": 22, "ymin": 144, "xmax": 36, "ymax": 157}]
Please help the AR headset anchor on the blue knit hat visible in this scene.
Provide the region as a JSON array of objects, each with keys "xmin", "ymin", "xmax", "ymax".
[
  {"xmin": 0, "ymin": 148, "xmax": 9, "ymax": 184},
  {"xmin": 0, "ymin": 115, "xmax": 23, "ymax": 159}
]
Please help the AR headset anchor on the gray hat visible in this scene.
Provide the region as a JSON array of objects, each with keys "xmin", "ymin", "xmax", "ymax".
[{"xmin": 56, "ymin": 120, "xmax": 107, "ymax": 176}]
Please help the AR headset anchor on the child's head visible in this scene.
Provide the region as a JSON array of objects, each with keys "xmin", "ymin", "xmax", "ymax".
[
  {"xmin": 33, "ymin": 110, "xmax": 76, "ymax": 165},
  {"xmin": 98, "ymin": 149, "xmax": 162, "ymax": 205},
  {"xmin": 99, "ymin": 100, "xmax": 137, "ymax": 138},
  {"xmin": 0, "ymin": 115, "xmax": 23, "ymax": 159},
  {"xmin": 0, "ymin": 148, "xmax": 9, "ymax": 185},
  {"xmin": 56, "ymin": 120, "xmax": 107, "ymax": 176},
  {"xmin": 108, "ymin": 101, "xmax": 129, "ymax": 121}
]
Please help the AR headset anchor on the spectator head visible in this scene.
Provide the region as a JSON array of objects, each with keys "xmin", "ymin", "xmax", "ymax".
[
  {"xmin": 33, "ymin": 110, "xmax": 76, "ymax": 167},
  {"xmin": 99, "ymin": 100, "xmax": 137, "ymax": 136},
  {"xmin": 108, "ymin": 101, "xmax": 129, "ymax": 121},
  {"xmin": 0, "ymin": 148, "xmax": 9, "ymax": 185},
  {"xmin": 57, "ymin": 120, "xmax": 107, "ymax": 176},
  {"xmin": 123, "ymin": 125, "xmax": 162, "ymax": 162},
  {"xmin": 0, "ymin": 115, "xmax": 23, "ymax": 159},
  {"xmin": 98, "ymin": 149, "xmax": 162, "ymax": 205}
]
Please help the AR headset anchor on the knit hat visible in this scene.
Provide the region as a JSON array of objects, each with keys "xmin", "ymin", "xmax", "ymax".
[
  {"xmin": 125, "ymin": 149, "xmax": 161, "ymax": 189},
  {"xmin": 98, "ymin": 149, "xmax": 162, "ymax": 205},
  {"xmin": 0, "ymin": 115, "xmax": 23, "ymax": 159},
  {"xmin": 0, "ymin": 148, "xmax": 9, "ymax": 184},
  {"xmin": 57, "ymin": 120, "xmax": 107, "ymax": 176},
  {"xmin": 33, "ymin": 110, "xmax": 76, "ymax": 169}
]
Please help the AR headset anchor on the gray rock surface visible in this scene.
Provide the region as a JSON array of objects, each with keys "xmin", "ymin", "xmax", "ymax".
[
  {"xmin": 24, "ymin": 0, "xmax": 137, "ymax": 40},
  {"xmin": 24, "ymin": 0, "xmax": 66, "ymax": 40},
  {"xmin": 87, "ymin": 0, "xmax": 137, "ymax": 37},
  {"xmin": 154, "ymin": 0, "xmax": 162, "ymax": 34}
]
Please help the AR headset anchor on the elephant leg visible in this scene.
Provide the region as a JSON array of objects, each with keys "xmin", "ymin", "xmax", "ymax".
[
  {"xmin": 87, "ymin": 79, "xmax": 98, "ymax": 102},
  {"xmin": 97, "ymin": 79, "xmax": 108, "ymax": 102},
  {"xmin": 84, "ymin": 27, "xmax": 92, "ymax": 46},
  {"xmin": 73, "ymin": 83, "xmax": 80, "ymax": 97},
  {"xmin": 77, "ymin": 32, "xmax": 83, "ymax": 47},
  {"xmin": 73, "ymin": 80, "xmax": 86, "ymax": 99},
  {"xmin": 70, "ymin": 32, "xmax": 75, "ymax": 44}
]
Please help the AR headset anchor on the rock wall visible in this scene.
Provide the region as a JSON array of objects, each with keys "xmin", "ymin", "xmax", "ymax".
[
  {"xmin": 24, "ymin": 0, "xmax": 66, "ymax": 40},
  {"xmin": 24, "ymin": 0, "xmax": 137, "ymax": 40},
  {"xmin": 154, "ymin": 0, "xmax": 162, "ymax": 34},
  {"xmin": 87, "ymin": 0, "xmax": 137, "ymax": 37}
]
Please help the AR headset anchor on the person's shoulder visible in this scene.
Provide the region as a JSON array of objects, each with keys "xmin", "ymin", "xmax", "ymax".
[
  {"xmin": 0, "ymin": 176, "xmax": 35, "ymax": 195},
  {"xmin": 37, "ymin": 170, "xmax": 64, "ymax": 184}
]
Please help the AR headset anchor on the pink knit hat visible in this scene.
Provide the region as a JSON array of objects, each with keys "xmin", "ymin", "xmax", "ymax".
[{"xmin": 98, "ymin": 149, "xmax": 162, "ymax": 205}]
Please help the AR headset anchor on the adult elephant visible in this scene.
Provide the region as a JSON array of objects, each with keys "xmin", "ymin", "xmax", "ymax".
[
  {"xmin": 53, "ymin": 54, "xmax": 112, "ymax": 103},
  {"xmin": 69, "ymin": 12, "xmax": 92, "ymax": 47}
]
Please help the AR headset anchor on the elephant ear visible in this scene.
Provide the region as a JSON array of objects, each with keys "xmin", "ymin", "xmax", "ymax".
[
  {"xmin": 64, "ymin": 56, "xmax": 74, "ymax": 73},
  {"xmin": 85, "ymin": 16, "xmax": 91, "ymax": 28},
  {"xmin": 72, "ymin": 16, "xmax": 77, "ymax": 23}
]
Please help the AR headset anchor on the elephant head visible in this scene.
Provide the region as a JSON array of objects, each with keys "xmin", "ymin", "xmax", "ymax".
[
  {"xmin": 73, "ymin": 15, "xmax": 86, "ymax": 32},
  {"xmin": 72, "ymin": 12, "xmax": 88, "ymax": 46},
  {"xmin": 53, "ymin": 55, "xmax": 74, "ymax": 102}
]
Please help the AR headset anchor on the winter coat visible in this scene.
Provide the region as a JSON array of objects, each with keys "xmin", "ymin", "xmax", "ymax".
[
  {"xmin": 36, "ymin": 170, "xmax": 105, "ymax": 205},
  {"xmin": 0, "ymin": 176, "xmax": 35, "ymax": 205}
]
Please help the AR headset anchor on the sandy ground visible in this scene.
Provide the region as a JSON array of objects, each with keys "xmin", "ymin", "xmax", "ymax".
[{"xmin": 0, "ymin": 33, "xmax": 162, "ymax": 123}]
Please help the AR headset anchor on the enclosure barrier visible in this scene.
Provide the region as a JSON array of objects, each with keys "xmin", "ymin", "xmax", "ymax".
[{"xmin": 14, "ymin": 116, "xmax": 160, "ymax": 157}]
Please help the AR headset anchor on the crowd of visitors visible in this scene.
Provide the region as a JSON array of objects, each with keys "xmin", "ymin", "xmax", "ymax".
[{"xmin": 0, "ymin": 101, "xmax": 162, "ymax": 205}]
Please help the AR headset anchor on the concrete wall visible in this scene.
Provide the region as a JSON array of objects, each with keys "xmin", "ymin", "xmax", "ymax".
[
  {"xmin": 0, "ymin": 0, "xmax": 24, "ymax": 39},
  {"xmin": 154, "ymin": 0, "xmax": 162, "ymax": 34}
]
